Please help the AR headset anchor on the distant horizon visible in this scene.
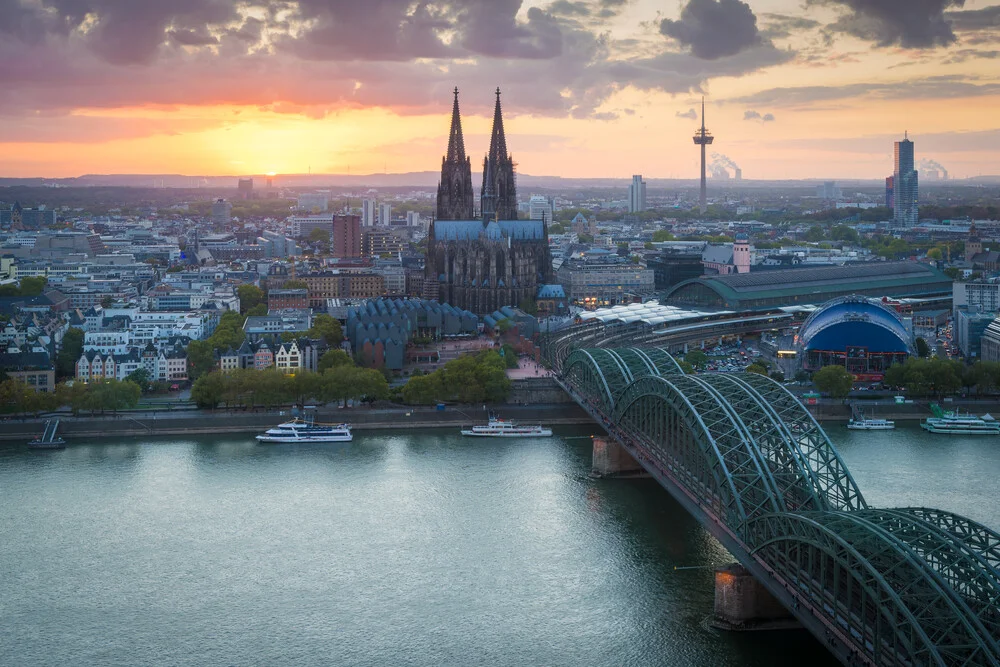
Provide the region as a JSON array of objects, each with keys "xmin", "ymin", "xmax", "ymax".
[{"xmin": 1, "ymin": 170, "xmax": 996, "ymax": 190}]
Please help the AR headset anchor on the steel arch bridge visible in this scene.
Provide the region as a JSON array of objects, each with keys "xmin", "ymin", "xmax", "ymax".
[{"xmin": 558, "ymin": 346, "xmax": 1000, "ymax": 667}]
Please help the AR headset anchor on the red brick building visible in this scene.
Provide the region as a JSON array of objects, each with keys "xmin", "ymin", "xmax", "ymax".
[
  {"xmin": 332, "ymin": 215, "xmax": 362, "ymax": 258},
  {"xmin": 267, "ymin": 288, "xmax": 309, "ymax": 310}
]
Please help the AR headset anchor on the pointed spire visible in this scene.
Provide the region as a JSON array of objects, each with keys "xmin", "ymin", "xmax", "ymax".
[
  {"xmin": 488, "ymin": 87, "xmax": 509, "ymax": 163},
  {"xmin": 445, "ymin": 87, "xmax": 467, "ymax": 164}
]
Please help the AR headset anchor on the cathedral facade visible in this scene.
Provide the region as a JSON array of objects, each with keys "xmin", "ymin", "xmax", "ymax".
[{"xmin": 425, "ymin": 89, "xmax": 552, "ymax": 314}]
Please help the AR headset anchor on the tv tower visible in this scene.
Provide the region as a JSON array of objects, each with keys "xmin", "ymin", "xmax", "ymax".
[{"xmin": 692, "ymin": 97, "xmax": 714, "ymax": 214}]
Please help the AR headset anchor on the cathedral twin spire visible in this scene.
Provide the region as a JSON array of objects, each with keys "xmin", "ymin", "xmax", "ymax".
[{"xmin": 436, "ymin": 87, "xmax": 518, "ymax": 222}]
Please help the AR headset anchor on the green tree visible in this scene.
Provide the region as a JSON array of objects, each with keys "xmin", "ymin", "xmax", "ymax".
[
  {"xmin": 18, "ymin": 276, "xmax": 48, "ymax": 296},
  {"xmin": 652, "ymin": 230, "xmax": 675, "ymax": 242},
  {"xmin": 187, "ymin": 340, "xmax": 217, "ymax": 379},
  {"xmin": 101, "ymin": 295, "xmax": 114, "ymax": 308},
  {"xmin": 746, "ymin": 362, "xmax": 769, "ymax": 376},
  {"xmin": 237, "ymin": 284, "xmax": 265, "ymax": 314},
  {"xmin": 577, "ymin": 233, "xmax": 594, "ymax": 243},
  {"xmin": 803, "ymin": 225, "xmax": 826, "ymax": 242},
  {"xmin": 830, "ymin": 225, "xmax": 859, "ymax": 243},
  {"xmin": 309, "ymin": 227, "xmax": 331, "ymax": 252},
  {"xmin": 318, "ymin": 349, "xmax": 352, "ymax": 373},
  {"xmin": 927, "ymin": 247, "xmax": 943, "ymax": 260},
  {"xmin": 125, "ymin": 368, "xmax": 151, "ymax": 389},
  {"xmin": 685, "ymin": 350, "xmax": 709, "ymax": 369},
  {"xmin": 307, "ymin": 313, "xmax": 343, "ymax": 347},
  {"xmin": 56, "ymin": 327, "xmax": 85, "ymax": 379},
  {"xmin": 769, "ymin": 370, "xmax": 786, "ymax": 383},
  {"xmin": 812, "ymin": 365, "xmax": 854, "ymax": 398},
  {"xmin": 191, "ymin": 372, "xmax": 226, "ymax": 409},
  {"xmin": 246, "ymin": 303, "xmax": 268, "ymax": 317},
  {"xmin": 518, "ymin": 297, "xmax": 538, "ymax": 315},
  {"xmin": 915, "ymin": 337, "xmax": 931, "ymax": 358}
]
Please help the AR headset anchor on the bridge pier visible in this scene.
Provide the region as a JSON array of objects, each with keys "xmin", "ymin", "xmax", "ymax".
[
  {"xmin": 591, "ymin": 437, "xmax": 645, "ymax": 478},
  {"xmin": 712, "ymin": 564, "xmax": 798, "ymax": 631}
]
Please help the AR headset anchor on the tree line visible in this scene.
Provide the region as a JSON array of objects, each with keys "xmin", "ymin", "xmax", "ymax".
[
  {"xmin": 0, "ymin": 378, "xmax": 141, "ymax": 417},
  {"xmin": 401, "ymin": 350, "xmax": 511, "ymax": 405}
]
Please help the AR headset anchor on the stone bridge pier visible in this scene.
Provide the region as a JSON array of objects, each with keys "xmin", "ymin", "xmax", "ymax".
[{"xmin": 591, "ymin": 436, "xmax": 644, "ymax": 478}]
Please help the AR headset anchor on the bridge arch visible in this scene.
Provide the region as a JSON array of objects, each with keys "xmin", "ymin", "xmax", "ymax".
[
  {"xmin": 562, "ymin": 347, "xmax": 683, "ymax": 413},
  {"xmin": 748, "ymin": 511, "xmax": 1000, "ymax": 666}
]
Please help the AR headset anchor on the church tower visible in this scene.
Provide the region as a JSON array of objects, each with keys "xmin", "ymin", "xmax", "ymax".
[
  {"xmin": 435, "ymin": 88, "xmax": 475, "ymax": 220},
  {"xmin": 481, "ymin": 88, "xmax": 518, "ymax": 222}
]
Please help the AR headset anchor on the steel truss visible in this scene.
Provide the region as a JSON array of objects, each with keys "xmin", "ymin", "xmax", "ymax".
[{"xmin": 555, "ymin": 344, "xmax": 1000, "ymax": 666}]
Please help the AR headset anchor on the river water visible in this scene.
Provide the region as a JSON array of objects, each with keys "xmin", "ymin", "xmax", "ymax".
[{"xmin": 2, "ymin": 423, "xmax": 997, "ymax": 667}]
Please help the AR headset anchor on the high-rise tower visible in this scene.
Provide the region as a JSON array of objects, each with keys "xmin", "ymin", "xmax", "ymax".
[
  {"xmin": 893, "ymin": 132, "xmax": 918, "ymax": 227},
  {"xmin": 481, "ymin": 88, "xmax": 519, "ymax": 222},
  {"xmin": 692, "ymin": 97, "xmax": 714, "ymax": 214},
  {"xmin": 436, "ymin": 88, "xmax": 475, "ymax": 220}
]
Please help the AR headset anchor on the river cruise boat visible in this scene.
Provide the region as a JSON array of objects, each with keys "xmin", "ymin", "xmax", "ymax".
[
  {"xmin": 257, "ymin": 419, "xmax": 353, "ymax": 443},
  {"xmin": 920, "ymin": 404, "xmax": 1000, "ymax": 435},
  {"xmin": 847, "ymin": 417, "xmax": 895, "ymax": 431},
  {"xmin": 461, "ymin": 416, "xmax": 553, "ymax": 438}
]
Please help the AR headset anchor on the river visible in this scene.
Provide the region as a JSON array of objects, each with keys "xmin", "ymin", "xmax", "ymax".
[{"xmin": 1, "ymin": 423, "xmax": 996, "ymax": 667}]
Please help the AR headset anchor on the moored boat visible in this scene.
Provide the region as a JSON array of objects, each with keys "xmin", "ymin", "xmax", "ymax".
[
  {"xmin": 847, "ymin": 417, "xmax": 895, "ymax": 431},
  {"xmin": 257, "ymin": 419, "xmax": 353, "ymax": 443},
  {"xmin": 461, "ymin": 416, "xmax": 552, "ymax": 437},
  {"xmin": 920, "ymin": 403, "xmax": 1000, "ymax": 435}
]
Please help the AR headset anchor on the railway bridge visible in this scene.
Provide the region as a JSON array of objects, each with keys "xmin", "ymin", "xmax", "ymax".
[{"xmin": 554, "ymin": 344, "xmax": 1000, "ymax": 666}]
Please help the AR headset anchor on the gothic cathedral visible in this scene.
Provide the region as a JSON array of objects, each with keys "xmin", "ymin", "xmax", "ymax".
[{"xmin": 425, "ymin": 88, "xmax": 552, "ymax": 314}]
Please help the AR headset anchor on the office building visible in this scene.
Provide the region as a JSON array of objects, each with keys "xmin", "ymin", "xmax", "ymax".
[
  {"xmin": 237, "ymin": 178, "xmax": 254, "ymax": 200},
  {"xmin": 406, "ymin": 211, "xmax": 421, "ymax": 228},
  {"xmin": 297, "ymin": 193, "xmax": 329, "ymax": 212},
  {"xmin": 556, "ymin": 251, "xmax": 655, "ymax": 307},
  {"xmin": 332, "ymin": 214, "xmax": 362, "ymax": 258},
  {"xmin": 892, "ymin": 133, "xmax": 919, "ymax": 226},
  {"xmin": 363, "ymin": 229, "xmax": 405, "ymax": 258},
  {"xmin": 379, "ymin": 203, "xmax": 392, "ymax": 226},
  {"xmin": 628, "ymin": 175, "xmax": 647, "ymax": 213},
  {"xmin": 290, "ymin": 215, "xmax": 333, "ymax": 239},
  {"xmin": 362, "ymin": 199, "xmax": 377, "ymax": 227},
  {"xmin": 211, "ymin": 199, "xmax": 232, "ymax": 228},
  {"xmin": 528, "ymin": 195, "xmax": 553, "ymax": 222},
  {"xmin": 817, "ymin": 182, "xmax": 841, "ymax": 200}
]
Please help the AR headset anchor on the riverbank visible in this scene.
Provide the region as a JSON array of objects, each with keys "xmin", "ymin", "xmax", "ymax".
[
  {"xmin": 807, "ymin": 398, "xmax": 1000, "ymax": 422},
  {"xmin": 0, "ymin": 403, "xmax": 596, "ymax": 442}
]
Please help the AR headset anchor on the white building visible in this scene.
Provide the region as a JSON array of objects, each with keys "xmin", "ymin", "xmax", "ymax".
[
  {"xmin": 379, "ymin": 203, "xmax": 392, "ymax": 226},
  {"xmin": 362, "ymin": 199, "xmax": 377, "ymax": 227},
  {"xmin": 290, "ymin": 214, "xmax": 334, "ymax": 239},
  {"xmin": 528, "ymin": 195, "xmax": 553, "ymax": 223},
  {"xmin": 406, "ymin": 211, "xmax": 421, "ymax": 228},
  {"xmin": 297, "ymin": 193, "xmax": 329, "ymax": 212},
  {"xmin": 275, "ymin": 341, "xmax": 303, "ymax": 374},
  {"xmin": 628, "ymin": 175, "xmax": 647, "ymax": 213}
]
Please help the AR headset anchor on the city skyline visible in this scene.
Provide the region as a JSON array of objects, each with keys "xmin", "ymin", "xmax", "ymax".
[{"xmin": 0, "ymin": 0, "xmax": 998, "ymax": 180}]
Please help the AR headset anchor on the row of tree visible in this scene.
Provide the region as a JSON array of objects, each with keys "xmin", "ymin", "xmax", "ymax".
[
  {"xmin": 0, "ymin": 378, "xmax": 141, "ymax": 416},
  {"xmin": 401, "ymin": 350, "xmax": 511, "ymax": 405},
  {"xmin": 190, "ymin": 365, "xmax": 389, "ymax": 410}
]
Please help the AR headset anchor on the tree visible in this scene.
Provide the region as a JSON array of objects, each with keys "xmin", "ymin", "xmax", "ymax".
[
  {"xmin": 577, "ymin": 233, "xmax": 594, "ymax": 243},
  {"xmin": 309, "ymin": 227, "xmax": 331, "ymax": 253},
  {"xmin": 307, "ymin": 313, "xmax": 343, "ymax": 346},
  {"xmin": 56, "ymin": 327, "xmax": 85, "ymax": 379},
  {"xmin": 794, "ymin": 369, "xmax": 811, "ymax": 383},
  {"xmin": 19, "ymin": 276, "xmax": 48, "ymax": 296},
  {"xmin": 518, "ymin": 297, "xmax": 538, "ymax": 316},
  {"xmin": 652, "ymin": 230, "xmax": 675, "ymax": 242},
  {"xmin": 927, "ymin": 247, "xmax": 943, "ymax": 260},
  {"xmin": 237, "ymin": 284, "xmax": 265, "ymax": 314},
  {"xmin": 830, "ymin": 225, "xmax": 859, "ymax": 243},
  {"xmin": 915, "ymin": 337, "xmax": 931, "ymax": 358},
  {"xmin": 246, "ymin": 303, "xmax": 268, "ymax": 317},
  {"xmin": 813, "ymin": 365, "xmax": 854, "ymax": 399},
  {"xmin": 804, "ymin": 225, "xmax": 826, "ymax": 242},
  {"xmin": 187, "ymin": 340, "xmax": 217, "ymax": 379},
  {"xmin": 125, "ymin": 368, "xmax": 151, "ymax": 390},
  {"xmin": 769, "ymin": 370, "xmax": 786, "ymax": 383},
  {"xmin": 100, "ymin": 295, "xmax": 114, "ymax": 308},
  {"xmin": 191, "ymin": 372, "xmax": 226, "ymax": 409},
  {"xmin": 746, "ymin": 362, "xmax": 769, "ymax": 376},
  {"xmin": 685, "ymin": 350, "xmax": 709, "ymax": 369},
  {"xmin": 318, "ymin": 349, "xmax": 352, "ymax": 373}
]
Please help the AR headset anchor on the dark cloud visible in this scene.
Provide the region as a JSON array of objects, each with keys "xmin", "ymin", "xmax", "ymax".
[
  {"xmin": 676, "ymin": 108, "xmax": 698, "ymax": 119},
  {"xmin": 759, "ymin": 13, "xmax": 821, "ymax": 39},
  {"xmin": 728, "ymin": 75, "xmax": 1000, "ymax": 107},
  {"xmin": 943, "ymin": 48, "xmax": 1000, "ymax": 63},
  {"xmin": 0, "ymin": 0, "xmax": 793, "ymax": 125},
  {"xmin": 944, "ymin": 5, "xmax": 1000, "ymax": 31},
  {"xmin": 811, "ymin": 0, "xmax": 966, "ymax": 48},
  {"xmin": 660, "ymin": 0, "xmax": 763, "ymax": 59}
]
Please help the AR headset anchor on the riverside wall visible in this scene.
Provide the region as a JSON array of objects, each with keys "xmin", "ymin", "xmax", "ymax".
[{"xmin": 0, "ymin": 403, "xmax": 594, "ymax": 442}]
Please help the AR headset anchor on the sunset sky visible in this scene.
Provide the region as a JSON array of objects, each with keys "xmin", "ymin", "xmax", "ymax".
[{"xmin": 1, "ymin": 0, "xmax": 999, "ymax": 180}]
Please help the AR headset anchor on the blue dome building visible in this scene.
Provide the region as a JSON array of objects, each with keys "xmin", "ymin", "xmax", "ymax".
[{"xmin": 798, "ymin": 295, "xmax": 913, "ymax": 380}]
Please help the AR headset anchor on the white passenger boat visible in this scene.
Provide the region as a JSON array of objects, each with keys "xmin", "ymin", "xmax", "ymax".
[
  {"xmin": 847, "ymin": 417, "xmax": 895, "ymax": 431},
  {"xmin": 920, "ymin": 404, "xmax": 1000, "ymax": 435},
  {"xmin": 461, "ymin": 416, "xmax": 552, "ymax": 437},
  {"xmin": 257, "ymin": 419, "xmax": 353, "ymax": 443}
]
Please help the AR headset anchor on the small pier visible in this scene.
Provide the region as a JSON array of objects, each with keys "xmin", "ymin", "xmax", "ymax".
[{"xmin": 29, "ymin": 419, "xmax": 65, "ymax": 449}]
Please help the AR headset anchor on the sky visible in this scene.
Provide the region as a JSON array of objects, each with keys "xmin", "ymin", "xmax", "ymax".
[{"xmin": 1, "ymin": 0, "xmax": 999, "ymax": 181}]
